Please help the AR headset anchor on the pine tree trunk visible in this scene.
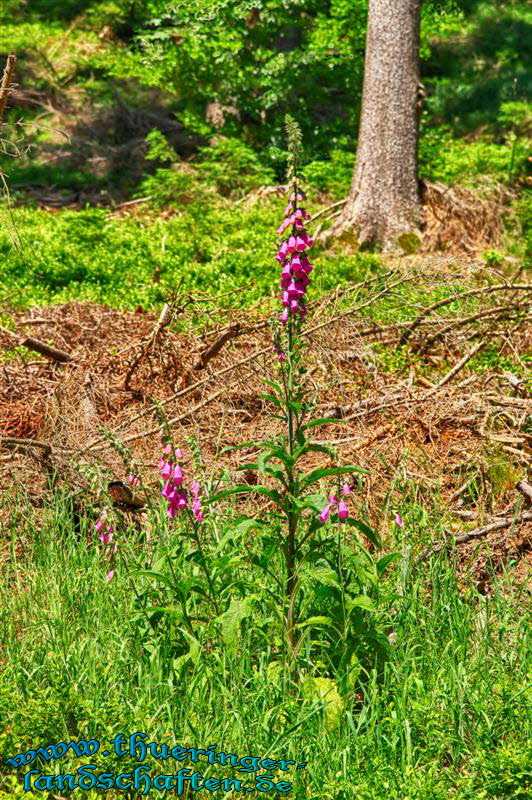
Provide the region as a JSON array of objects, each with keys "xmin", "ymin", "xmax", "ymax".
[{"xmin": 330, "ymin": 0, "xmax": 423, "ymax": 251}]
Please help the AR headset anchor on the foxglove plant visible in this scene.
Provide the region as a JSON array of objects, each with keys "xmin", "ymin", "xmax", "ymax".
[
  {"xmin": 135, "ymin": 120, "xmax": 389, "ymax": 690},
  {"xmin": 158, "ymin": 441, "xmax": 204, "ymax": 524},
  {"xmin": 209, "ymin": 117, "xmax": 382, "ymax": 673},
  {"xmin": 95, "ymin": 510, "xmax": 118, "ymax": 581},
  {"xmin": 158, "ymin": 438, "xmax": 216, "ymax": 610}
]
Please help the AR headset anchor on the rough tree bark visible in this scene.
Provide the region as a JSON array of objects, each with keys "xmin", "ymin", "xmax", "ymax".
[{"xmin": 330, "ymin": 0, "xmax": 423, "ymax": 251}]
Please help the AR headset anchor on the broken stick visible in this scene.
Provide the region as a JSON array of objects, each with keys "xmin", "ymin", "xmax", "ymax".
[
  {"xmin": 194, "ymin": 324, "xmax": 241, "ymax": 370},
  {"xmin": 0, "ymin": 325, "xmax": 73, "ymax": 362},
  {"xmin": 417, "ymin": 511, "xmax": 532, "ymax": 562}
]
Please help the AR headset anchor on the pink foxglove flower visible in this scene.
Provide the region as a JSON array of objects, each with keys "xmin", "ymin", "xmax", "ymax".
[
  {"xmin": 275, "ymin": 181, "xmax": 314, "ymax": 326},
  {"xmin": 342, "ymin": 483, "xmax": 351, "ymax": 495},
  {"xmin": 96, "ymin": 517, "xmax": 118, "ymax": 580},
  {"xmin": 395, "ymin": 514, "xmax": 404, "ymax": 528},
  {"xmin": 159, "ymin": 446, "xmax": 206, "ymax": 524},
  {"xmin": 338, "ymin": 500, "xmax": 349, "ymax": 521},
  {"xmin": 160, "ymin": 461, "xmax": 172, "ymax": 481},
  {"xmin": 319, "ymin": 492, "xmax": 352, "ymax": 524},
  {"xmin": 190, "ymin": 481, "xmax": 204, "ymax": 524},
  {"xmin": 318, "ymin": 505, "xmax": 330, "ymax": 524}
]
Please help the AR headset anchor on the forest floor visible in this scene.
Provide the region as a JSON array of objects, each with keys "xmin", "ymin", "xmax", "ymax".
[{"xmin": 1, "ymin": 253, "xmax": 530, "ymax": 589}]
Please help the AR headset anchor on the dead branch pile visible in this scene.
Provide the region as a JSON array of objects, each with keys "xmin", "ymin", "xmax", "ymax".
[
  {"xmin": 421, "ymin": 180, "xmax": 508, "ymax": 253},
  {"xmin": 0, "ymin": 268, "xmax": 530, "ymax": 583}
]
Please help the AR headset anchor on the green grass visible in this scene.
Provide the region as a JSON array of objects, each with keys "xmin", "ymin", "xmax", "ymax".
[
  {"xmin": 0, "ymin": 201, "xmax": 383, "ymax": 311},
  {"xmin": 0, "ymin": 486, "xmax": 529, "ymax": 799}
]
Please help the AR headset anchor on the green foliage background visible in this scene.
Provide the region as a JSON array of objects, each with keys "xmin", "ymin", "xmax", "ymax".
[{"xmin": 0, "ymin": 4, "xmax": 530, "ymax": 798}]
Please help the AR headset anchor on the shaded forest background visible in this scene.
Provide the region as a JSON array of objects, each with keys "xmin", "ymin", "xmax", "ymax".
[{"xmin": 1, "ymin": 0, "xmax": 530, "ymax": 203}]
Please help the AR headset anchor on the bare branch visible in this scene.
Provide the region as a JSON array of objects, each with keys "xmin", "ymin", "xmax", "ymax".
[{"xmin": 0, "ymin": 326, "xmax": 73, "ymax": 363}]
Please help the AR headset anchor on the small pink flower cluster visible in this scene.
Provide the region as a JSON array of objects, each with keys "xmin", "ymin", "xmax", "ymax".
[
  {"xmin": 272, "ymin": 342, "xmax": 286, "ymax": 362},
  {"xmin": 318, "ymin": 484, "xmax": 351, "ymax": 524},
  {"xmin": 158, "ymin": 442, "xmax": 204, "ymax": 524},
  {"xmin": 275, "ymin": 191, "xmax": 314, "ymax": 324},
  {"xmin": 190, "ymin": 481, "xmax": 204, "ymax": 525},
  {"xmin": 95, "ymin": 510, "xmax": 118, "ymax": 581}
]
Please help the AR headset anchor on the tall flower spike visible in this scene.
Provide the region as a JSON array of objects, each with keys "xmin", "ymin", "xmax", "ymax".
[
  {"xmin": 159, "ymin": 446, "xmax": 206, "ymax": 523},
  {"xmin": 275, "ymin": 115, "xmax": 313, "ymax": 325}
]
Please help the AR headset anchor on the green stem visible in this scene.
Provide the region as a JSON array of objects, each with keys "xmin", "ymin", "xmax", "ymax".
[
  {"xmin": 189, "ymin": 513, "xmax": 219, "ymax": 615},
  {"xmin": 283, "ymin": 139, "xmax": 303, "ymax": 665},
  {"xmin": 165, "ymin": 553, "xmax": 195, "ymax": 634}
]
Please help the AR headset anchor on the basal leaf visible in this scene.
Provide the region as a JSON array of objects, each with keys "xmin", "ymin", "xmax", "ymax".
[
  {"xmin": 295, "ymin": 615, "xmax": 335, "ymax": 628},
  {"xmin": 207, "ymin": 485, "xmax": 284, "ymax": 508},
  {"xmin": 377, "ymin": 553, "xmax": 401, "ymax": 575},
  {"xmin": 302, "ymin": 417, "xmax": 345, "ymax": 431},
  {"xmin": 301, "ymin": 465, "xmax": 368, "ymax": 490},
  {"xmin": 347, "ymin": 595, "xmax": 375, "ymax": 612},
  {"xmin": 216, "ymin": 596, "xmax": 255, "ymax": 655}
]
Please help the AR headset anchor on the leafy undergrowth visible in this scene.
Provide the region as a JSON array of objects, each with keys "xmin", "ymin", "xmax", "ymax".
[
  {"xmin": 0, "ymin": 201, "xmax": 381, "ymax": 312},
  {"xmin": 0, "ymin": 488, "xmax": 529, "ymax": 800}
]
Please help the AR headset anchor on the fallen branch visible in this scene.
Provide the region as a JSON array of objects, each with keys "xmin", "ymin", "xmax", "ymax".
[
  {"xmin": 0, "ymin": 326, "xmax": 73, "ymax": 362},
  {"xmin": 449, "ymin": 475, "xmax": 478, "ymax": 502},
  {"xmin": 516, "ymin": 480, "xmax": 532, "ymax": 504},
  {"xmin": 124, "ymin": 302, "xmax": 173, "ymax": 391},
  {"xmin": 417, "ymin": 511, "xmax": 532, "ymax": 562},
  {"xmin": 194, "ymin": 324, "xmax": 241, "ymax": 370},
  {"xmin": 502, "ymin": 446, "xmax": 529, "ymax": 464},
  {"xmin": 113, "ymin": 196, "xmax": 152, "ymax": 210},
  {"xmin": 0, "ymin": 437, "xmax": 52, "ymax": 454},
  {"xmin": 305, "ymin": 276, "xmax": 411, "ymax": 338},
  {"xmin": 343, "ymin": 375, "xmax": 478, "ymax": 423},
  {"xmin": 399, "ymin": 283, "xmax": 532, "ymax": 346},
  {"xmin": 435, "ymin": 341, "xmax": 484, "ymax": 388},
  {"xmin": 421, "ymin": 302, "xmax": 531, "ymax": 352},
  {"xmin": 308, "ymin": 197, "xmax": 347, "ymax": 224},
  {"xmin": 315, "ymin": 423, "xmax": 395, "ymax": 447}
]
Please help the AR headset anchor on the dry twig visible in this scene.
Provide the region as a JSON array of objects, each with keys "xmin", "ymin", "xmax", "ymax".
[
  {"xmin": 417, "ymin": 511, "xmax": 532, "ymax": 562},
  {"xmin": 399, "ymin": 283, "xmax": 532, "ymax": 346},
  {"xmin": 0, "ymin": 325, "xmax": 73, "ymax": 363}
]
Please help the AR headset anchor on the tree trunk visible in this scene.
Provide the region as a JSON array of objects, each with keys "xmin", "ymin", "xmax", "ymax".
[{"xmin": 330, "ymin": 0, "xmax": 423, "ymax": 251}]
